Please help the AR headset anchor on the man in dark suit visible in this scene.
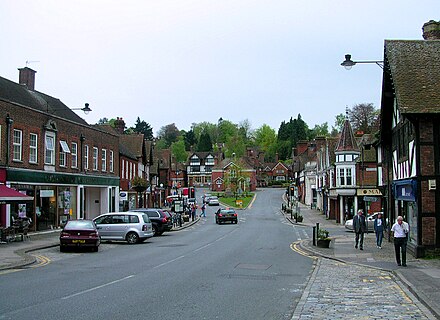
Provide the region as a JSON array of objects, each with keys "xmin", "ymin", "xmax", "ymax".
[{"xmin": 353, "ymin": 209, "xmax": 367, "ymax": 250}]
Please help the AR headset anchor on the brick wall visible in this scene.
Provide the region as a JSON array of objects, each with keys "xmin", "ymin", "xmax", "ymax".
[
  {"xmin": 0, "ymin": 100, "xmax": 119, "ymax": 177},
  {"xmin": 422, "ymin": 216, "xmax": 436, "ymax": 246}
]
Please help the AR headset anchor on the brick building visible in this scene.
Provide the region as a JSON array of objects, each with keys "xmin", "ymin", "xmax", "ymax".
[
  {"xmin": 377, "ymin": 21, "xmax": 440, "ymax": 256},
  {"xmin": 0, "ymin": 68, "xmax": 119, "ymax": 230}
]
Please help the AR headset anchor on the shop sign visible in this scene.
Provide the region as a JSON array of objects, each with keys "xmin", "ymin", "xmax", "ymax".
[
  {"xmin": 393, "ymin": 179, "xmax": 416, "ymax": 201},
  {"xmin": 363, "ymin": 196, "xmax": 379, "ymax": 202},
  {"xmin": 40, "ymin": 190, "xmax": 54, "ymax": 197},
  {"xmin": 357, "ymin": 189, "xmax": 382, "ymax": 196},
  {"xmin": 119, "ymin": 192, "xmax": 128, "ymax": 201}
]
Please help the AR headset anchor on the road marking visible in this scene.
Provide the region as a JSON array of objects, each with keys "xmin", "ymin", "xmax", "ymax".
[
  {"xmin": 61, "ymin": 275, "xmax": 135, "ymax": 300},
  {"xmin": 0, "ymin": 269, "xmax": 22, "ymax": 275},
  {"xmin": 30, "ymin": 254, "xmax": 51, "ymax": 268},
  {"xmin": 290, "ymin": 241, "xmax": 317, "ymax": 259},
  {"xmin": 153, "ymin": 255, "xmax": 185, "ymax": 269}
]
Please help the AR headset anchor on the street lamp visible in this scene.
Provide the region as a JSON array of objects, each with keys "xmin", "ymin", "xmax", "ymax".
[
  {"xmin": 71, "ymin": 103, "xmax": 92, "ymax": 115},
  {"xmin": 341, "ymin": 54, "xmax": 384, "ymax": 70}
]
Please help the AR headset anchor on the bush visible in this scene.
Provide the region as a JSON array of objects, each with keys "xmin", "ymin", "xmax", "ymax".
[{"xmin": 318, "ymin": 229, "xmax": 329, "ymax": 240}]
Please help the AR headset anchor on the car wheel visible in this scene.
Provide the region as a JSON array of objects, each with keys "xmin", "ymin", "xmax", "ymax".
[
  {"xmin": 152, "ymin": 225, "xmax": 159, "ymax": 236},
  {"xmin": 126, "ymin": 232, "xmax": 139, "ymax": 244}
]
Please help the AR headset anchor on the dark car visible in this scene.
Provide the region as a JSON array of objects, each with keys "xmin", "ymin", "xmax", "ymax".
[
  {"xmin": 215, "ymin": 208, "xmax": 238, "ymax": 224},
  {"xmin": 133, "ymin": 208, "xmax": 173, "ymax": 236},
  {"xmin": 60, "ymin": 219, "xmax": 100, "ymax": 252}
]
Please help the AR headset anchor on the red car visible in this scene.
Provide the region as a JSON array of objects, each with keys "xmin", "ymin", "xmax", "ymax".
[{"xmin": 60, "ymin": 220, "xmax": 100, "ymax": 252}]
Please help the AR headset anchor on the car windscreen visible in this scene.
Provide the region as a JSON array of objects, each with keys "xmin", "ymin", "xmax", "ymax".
[
  {"xmin": 65, "ymin": 220, "xmax": 95, "ymax": 229},
  {"xmin": 141, "ymin": 214, "xmax": 151, "ymax": 223}
]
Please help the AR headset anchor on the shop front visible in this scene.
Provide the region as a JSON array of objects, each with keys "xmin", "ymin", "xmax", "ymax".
[
  {"xmin": 393, "ymin": 179, "xmax": 418, "ymax": 247},
  {"xmin": 7, "ymin": 169, "xmax": 119, "ymax": 231}
]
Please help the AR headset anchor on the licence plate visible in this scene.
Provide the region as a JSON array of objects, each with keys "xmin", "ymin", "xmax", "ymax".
[{"xmin": 72, "ymin": 240, "xmax": 85, "ymax": 244}]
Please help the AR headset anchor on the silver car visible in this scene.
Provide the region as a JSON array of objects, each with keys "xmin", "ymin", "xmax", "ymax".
[
  {"xmin": 344, "ymin": 212, "xmax": 384, "ymax": 232},
  {"xmin": 93, "ymin": 212, "xmax": 154, "ymax": 244}
]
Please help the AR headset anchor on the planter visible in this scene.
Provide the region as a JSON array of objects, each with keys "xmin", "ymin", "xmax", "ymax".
[
  {"xmin": 296, "ymin": 216, "xmax": 303, "ymax": 223},
  {"xmin": 317, "ymin": 239, "xmax": 331, "ymax": 248},
  {"xmin": 182, "ymin": 215, "xmax": 190, "ymax": 222}
]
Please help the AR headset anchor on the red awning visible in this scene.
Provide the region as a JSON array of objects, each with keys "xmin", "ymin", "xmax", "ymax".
[{"xmin": 0, "ymin": 185, "xmax": 34, "ymax": 202}]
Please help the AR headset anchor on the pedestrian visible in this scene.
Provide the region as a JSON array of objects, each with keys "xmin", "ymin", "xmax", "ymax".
[
  {"xmin": 200, "ymin": 203, "xmax": 206, "ymax": 218},
  {"xmin": 391, "ymin": 216, "xmax": 409, "ymax": 267},
  {"xmin": 374, "ymin": 212, "xmax": 386, "ymax": 249},
  {"xmin": 353, "ymin": 209, "xmax": 367, "ymax": 250},
  {"xmin": 191, "ymin": 203, "xmax": 196, "ymax": 221}
]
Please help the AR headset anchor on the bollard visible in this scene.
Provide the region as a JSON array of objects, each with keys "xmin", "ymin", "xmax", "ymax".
[
  {"xmin": 312, "ymin": 226, "xmax": 316, "ymax": 246},
  {"xmin": 316, "ymin": 222, "xmax": 320, "ymax": 240}
]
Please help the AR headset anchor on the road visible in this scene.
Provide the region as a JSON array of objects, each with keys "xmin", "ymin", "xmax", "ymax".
[{"xmin": 0, "ymin": 189, "xmax": 314, "ymax": 320}]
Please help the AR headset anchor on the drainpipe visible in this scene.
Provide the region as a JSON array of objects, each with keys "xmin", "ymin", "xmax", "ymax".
[{"xmin": 5, "ymin": 114, "xmax": 14, "ymax": 167}]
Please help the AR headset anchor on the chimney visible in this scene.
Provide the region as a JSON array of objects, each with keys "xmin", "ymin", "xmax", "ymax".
[
  {"xmin": 18, "ymin": 67, "xmax": 37, "ymax": 91},
  {"xmin": 275, "ymin": 152, "xmax": 279, "ymax": 162},
  {"xmin": 114, "ymin": 117, "xmax": 126, "ymax": 134},
  {"xmin": 297, "ymin": 140, "xmax": 309, "ymax": 155},
  {"xmin": 423, "ymin": 20, "xmax": 440, "ymax": 40}
]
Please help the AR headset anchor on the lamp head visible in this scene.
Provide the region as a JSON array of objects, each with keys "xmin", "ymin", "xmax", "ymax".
[
  {"xmin": 341, "ymin": 54, "xmax": 356, "ymax": 70},
  {"xmin": 81, "ymin": 103, "xmax": 92, "ymax": 115}
]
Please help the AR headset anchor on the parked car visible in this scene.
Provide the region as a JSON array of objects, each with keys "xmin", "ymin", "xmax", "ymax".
[
  {"xmin": 208, "ymin": 196, "xmax": 220, "ymax": 206},
  {"xmin": 93, "ymin": 212, "xmax": 154, "ymax": 244},
  {"xmin": 60, "ymin": 219, "xmax": 100, "ymax": 252},
  {"xmin": 344, "ymin": 212, "xmax": 384, "ymax": 232},
  {"xmin": 202, "ymin": 193, "xmax": 212, "ymax": 203},
  {"xmin": 215, "ymin": 208, "xmax": 238, "ymax": 224},
  {"xmin": 132, "ymin": 208, "xmax": 173, "ymax": 236}
]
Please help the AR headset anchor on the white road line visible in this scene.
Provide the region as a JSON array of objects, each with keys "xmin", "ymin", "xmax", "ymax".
[
  {"xmin": 152, "ymin": 255, "xmax": 185, "ymax": 269},
  {"xmin": 61, "ymin": 275, "xmax": 135, "ymax": 300}
]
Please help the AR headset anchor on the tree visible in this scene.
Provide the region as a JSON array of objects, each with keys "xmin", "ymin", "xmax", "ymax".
[
  {"xmin": 331, "ymin": 113, "xmax": 346, "ymax": 136},
  {"xmin": 218, "ymin": 119, "xmax": 238, "ymax": 143},
  {"xmin": 132, "ymin": 117, "xmax": 153, "ymax": 140},
  {"xmin": 171, "ymin": 139, "xmax": 188, "ymax": 163},
  {"xmin": 157, "ymin": 123, "xmax": 180, "ymax": 148},
  {"xmin": 97, "ymin": 117, "xmax": 109, "ymax": 124},
  {"xmin": 254, "ymin": 124, "xmax": 277, "ymax": 161},
  {"xmin": 276, "ymin": 114, "xmax": 309, "ymax": 160},
  {"xmin": 184, "ymin": 129, "xmax": 197, "ymax": 151},
  {"xmin": 238, "ymin": 119, "xmax": 253, "ymax": 142},
  {"xmin": 224, "ymin": 133, "xmax": 246, "ymax": 158},
  {"xmin": 197, "ymin": 131, "xmax": 213, "ymax": 152},
  {"xmin": 309, "ymin": 122, "xmax": 329, "ymax": 139},
  {"xmin": 347, "ymin": 103, "xmax": 379, "ymax": 134}
]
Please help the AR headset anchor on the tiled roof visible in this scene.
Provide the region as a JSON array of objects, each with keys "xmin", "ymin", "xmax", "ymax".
[
  {"xmin": 120, "ymin": 134, "xmax": 144, "ymax": 158},
  {"xmin": 335, "ymin": 119, "xmax": 359, "ymax": 152},
  {"xmin": 0, "ymin": 75, "xmax": 88, "ymax": 125},
  {"xmin": 385, "ymin": 40, "xmax": 440, "ymax": 114}
]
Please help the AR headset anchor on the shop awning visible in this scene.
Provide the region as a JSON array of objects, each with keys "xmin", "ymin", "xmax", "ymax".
[{"xmin": 0, "ymin": 185, "xmax": 34, "ymax": 202}]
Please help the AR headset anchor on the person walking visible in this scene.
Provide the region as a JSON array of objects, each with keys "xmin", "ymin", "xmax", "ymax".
[
  {"xmin": 353, "ymin": 209, "xmax": 367, "ymax": 250},
  {"xmin": 191, "ymin": 203, "xmax": 196, "ymax": 221},
  {"xmin": 374, "ymin": 212, "xmax": 386, "ymax": 249},
  {"xmin": 391, "ymin": 216, "xmax": 409, "ymax": 267},
  {"xmin": 200, "ymin": 203, "xmax": 206, "ymax": 218}
]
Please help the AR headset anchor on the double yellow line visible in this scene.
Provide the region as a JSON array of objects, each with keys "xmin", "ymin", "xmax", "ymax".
[
  {"xmin": 290, "ymin": 241, "xmax": 317, "ymax": 259},
  {"xmin": 30, "ymin": 254, "xmax": 51, "ymax": 268}
]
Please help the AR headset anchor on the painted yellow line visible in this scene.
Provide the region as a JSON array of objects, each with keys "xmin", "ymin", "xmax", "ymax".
[
  {"xmin": 290, "ymin": 241, "xmax": 317, "ymax": 259},
  {"xmin": 30, "ymin": 254, "xmax": 51, "ymax": 268},
  {"xmin": 247, "ymin": 193, "xmax": 257, "ymax": 209}
]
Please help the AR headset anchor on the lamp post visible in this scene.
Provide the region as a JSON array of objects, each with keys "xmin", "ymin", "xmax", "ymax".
[
  {"xmin": 341, "ymin": 54, "xmax": 384, "ymax": 70},
  {"xmin": 46, "ymin": 103, "xmax": 92, "ymax": 114}
]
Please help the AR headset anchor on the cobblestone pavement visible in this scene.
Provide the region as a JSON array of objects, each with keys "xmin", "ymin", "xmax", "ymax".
[{"xmin": 292, "ymin": 258, "xmax": 436, "ymax": 320}]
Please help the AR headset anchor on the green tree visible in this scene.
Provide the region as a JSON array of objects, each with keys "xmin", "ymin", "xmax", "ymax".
[
  {"xmin": 218, "ymin": 119, "xmax": 238, "ymax": 143},
  {"xmin": 309, "ymin": 122, "xmax": 329, "ymax": 139},
  {"xmin": 254, "ymin": 124, "xmax": 277, "ymax": 161},
  {"xmin": 157, "ymin": 123, "xmax": 180, "ymax": 148},
  {"xmin": 184, "ymin": 129, "xmax": 197, "ymax": 151},
  {"xmin": 332, "ymin": 113, "xmax": 345, "ymax": 136},
  {"xmin": 171, "ymin": 139, "xmax": 188, "ymax": 163},
  {"xmin": 197, "ymin": 131, "xmax": 213, "ymax": 152},
  {"xmin": 132, "ymin": 117, "xmax": 153, "ymax": 140}
]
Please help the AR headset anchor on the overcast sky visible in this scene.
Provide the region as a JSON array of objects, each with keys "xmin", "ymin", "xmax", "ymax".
[{"xmin": 1, "ymin": 1, "xmax": 438, "ymax": 135}]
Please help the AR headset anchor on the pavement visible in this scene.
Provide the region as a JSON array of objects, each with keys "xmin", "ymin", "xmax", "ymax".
[
  {"xmin": 283, "ymin": 200, "xmax": 440, "ymax": 319},
  {"xmin": 0, "ymin": 215, "xmax": 200, "ymax": 271}
]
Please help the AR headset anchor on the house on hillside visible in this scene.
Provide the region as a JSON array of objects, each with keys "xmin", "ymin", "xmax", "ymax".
[{"xmin": 211, "ymin": 157, "xmax": 257, "ymax": 193}]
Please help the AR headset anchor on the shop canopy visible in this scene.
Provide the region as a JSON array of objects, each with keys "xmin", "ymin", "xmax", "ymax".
[{"xmin": 0, "ymin": 184, "xmax": 34, "ymax": 203}]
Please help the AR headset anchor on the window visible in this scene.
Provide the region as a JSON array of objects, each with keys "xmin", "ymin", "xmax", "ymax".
[
  {"xmin": 101, "ymin": 149, "xmax": 107, "ymax": 172},
  {"xmin": 29, "ymin": 133, "xmax": 38, "ymax": 163},
  {"xmin": 109, "ymin": 150, "xmax": 114, "ymax": 172},
  {"xmin": 71, "ymin": 142, "xmax": 78, "ymax": 168},
  {"xmin": 59, "ymin": 140, "xmax": 70, "ymax": 167},
  {"xmin": 338, "ymin": 168, "xmax": 345, "ymax": 186},
  {"xmin": 346, "ymin": 168, "xmax": 352, "ymax": 186},
  {"xmin": 93, "ymin": 147, "xmax": 98, "ymax": 171},
  {"xmin": 84, "ymin": 145, "xmax": 89, "ymax": 170},
  {"xmin": 13, "ymin": 129, "xmax": 22, "ymax": 161},
  {"xmin": 346, "ymin": 154, "xmax": 352, "ymax": 162},
  {"xmin": 59, "ymin": 147, "xmax": 66, "ymax": 167},
  {"xmin": 122, "ymin": 159, "xmax": 125, "ymax": 179},
  {"xmin": 45, "ymin": 132, "xmax": 55, "ymax": 165}
]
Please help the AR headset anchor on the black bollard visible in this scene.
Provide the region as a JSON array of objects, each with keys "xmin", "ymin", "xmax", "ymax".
[
  {"xmin": 316, "ymin": 222, "xmax": 320, "ymax": 240},
  {"xmin": 313, "ymin": 226, "xmax": 316, "ymax": 246}
]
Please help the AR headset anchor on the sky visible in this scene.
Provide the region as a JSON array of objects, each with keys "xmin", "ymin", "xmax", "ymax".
[{"xmin": 0, "ymin": 1, "xmax": 438, "ymax": 136}]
